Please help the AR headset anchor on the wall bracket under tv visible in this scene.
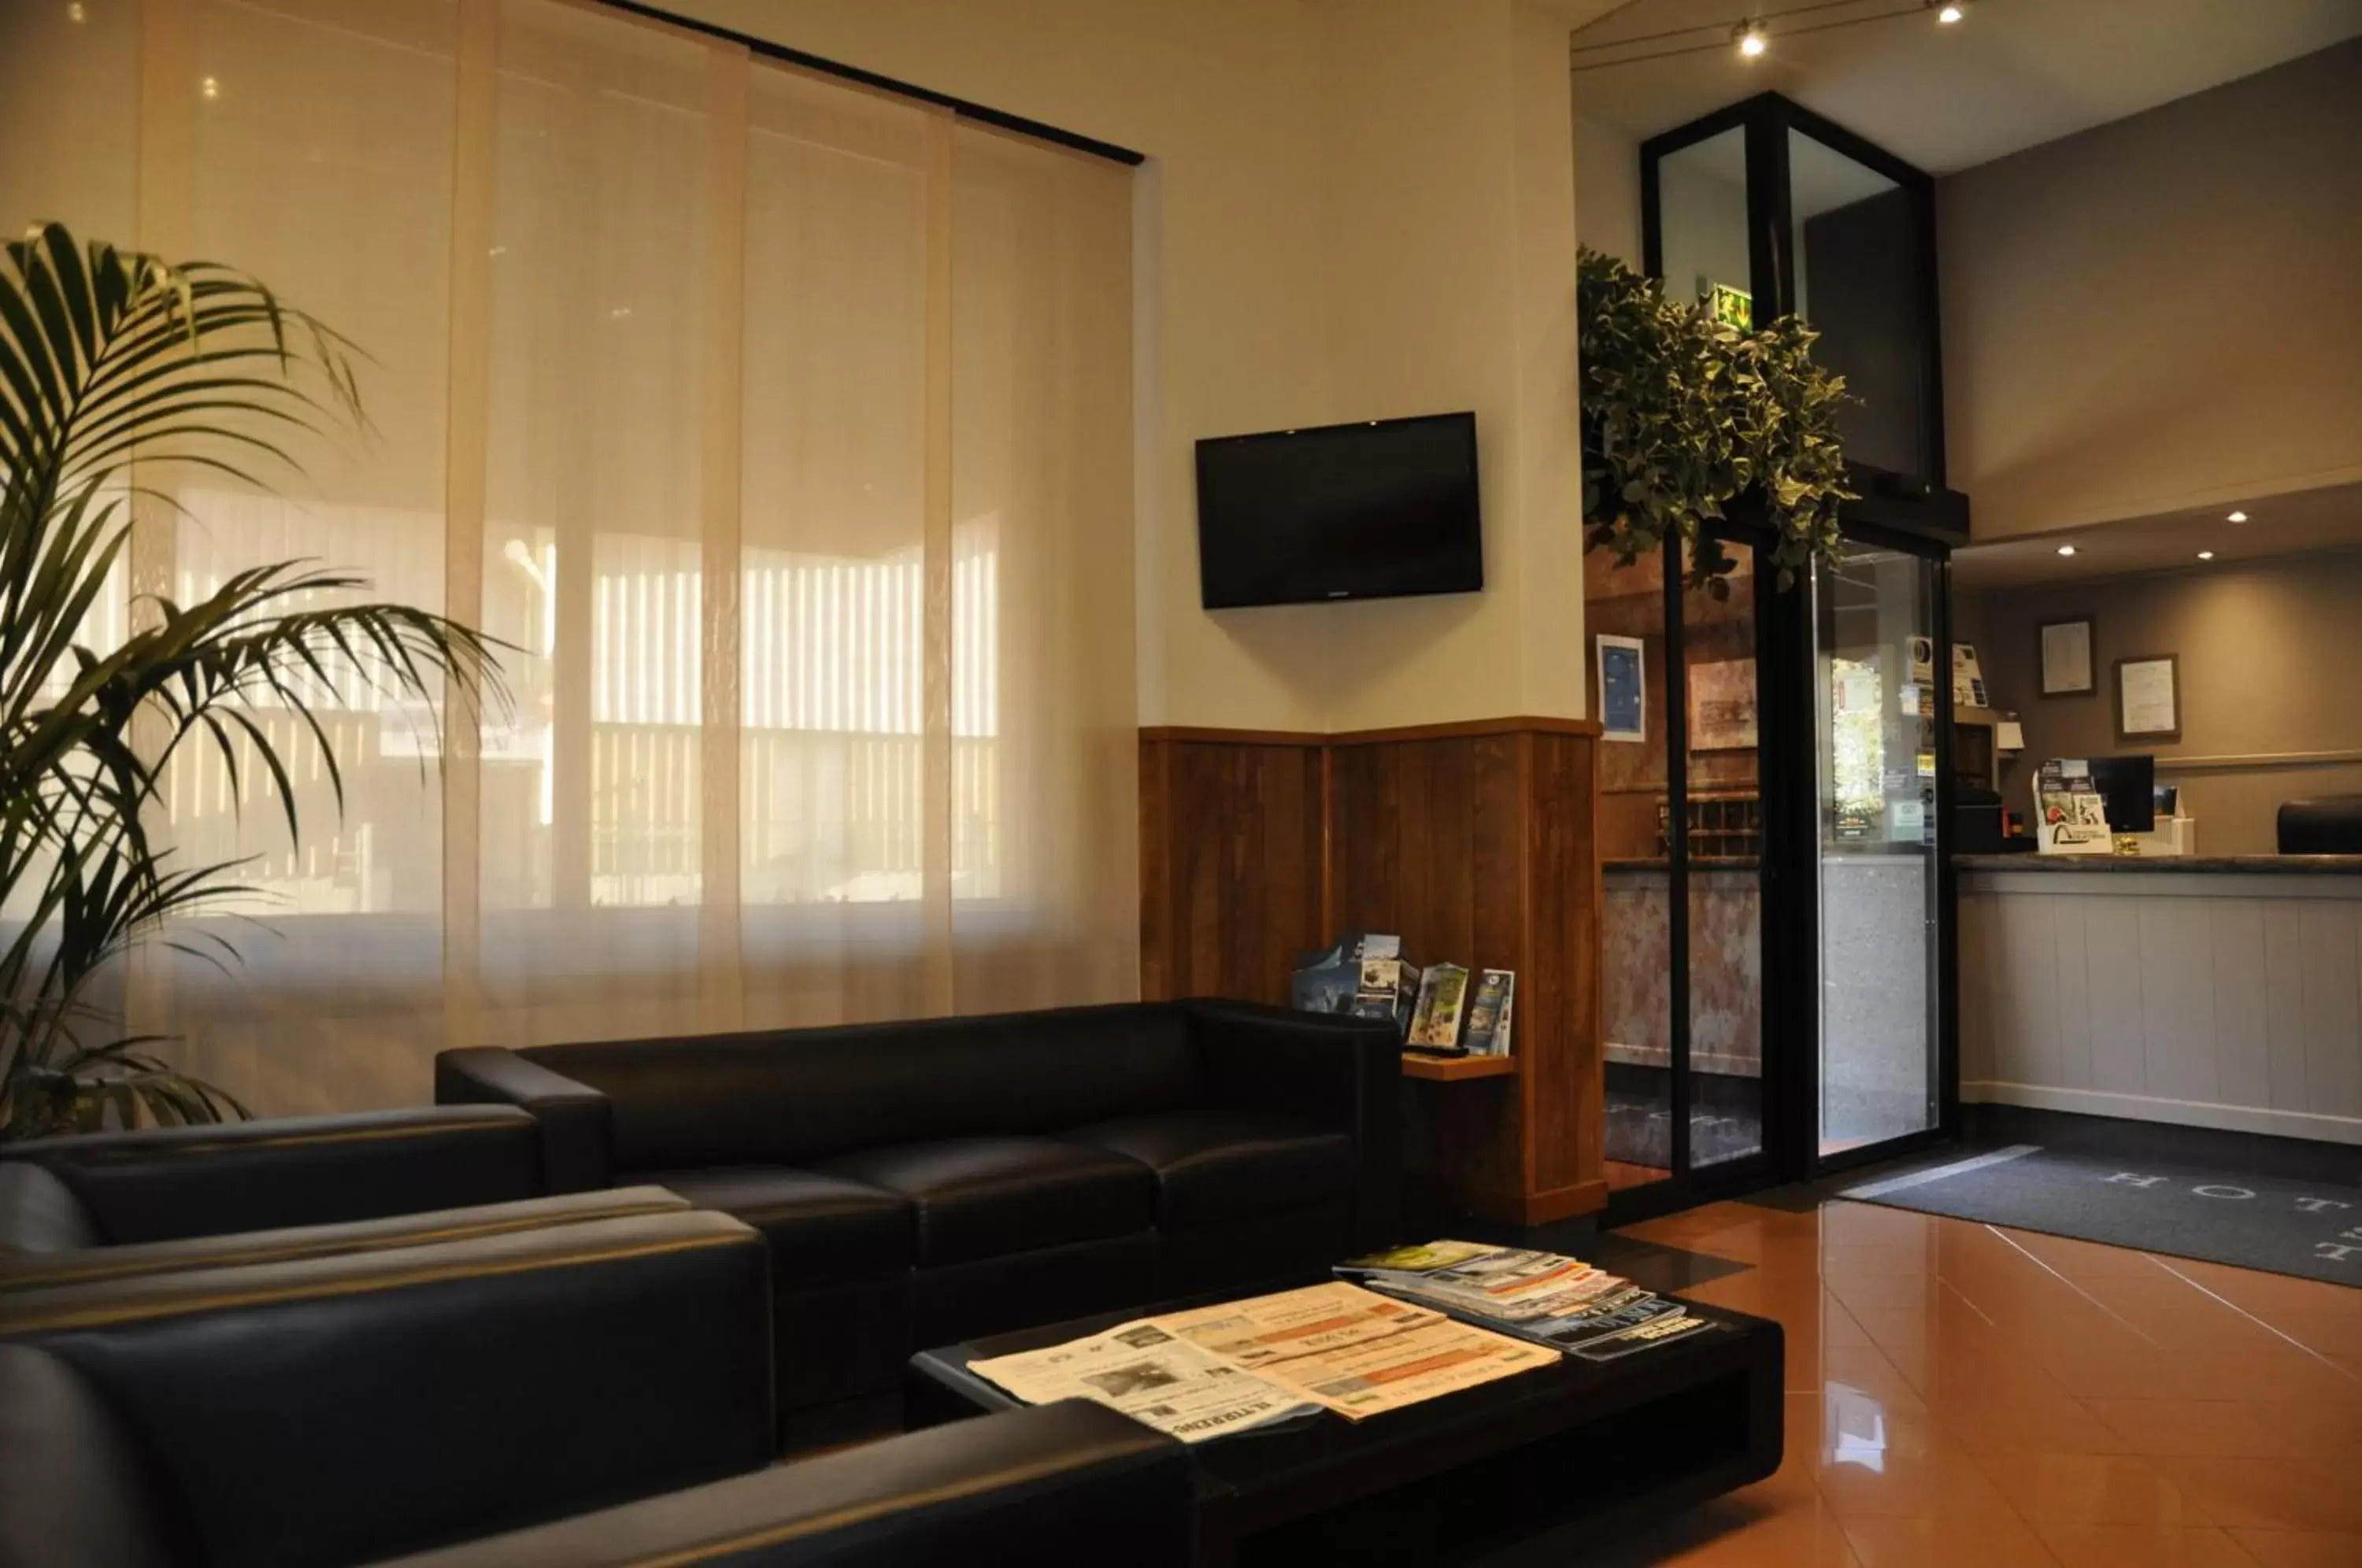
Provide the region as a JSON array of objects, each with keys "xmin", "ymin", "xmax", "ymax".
[{"xmin": 1194, "ymin": 411, "xmax": 1483, "ymax": 609}]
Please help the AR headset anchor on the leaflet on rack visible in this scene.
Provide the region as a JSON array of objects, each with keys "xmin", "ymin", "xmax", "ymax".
[{"xmin": 966, "ymin": 1281, "xmax": 1549, "ymax": 1442}]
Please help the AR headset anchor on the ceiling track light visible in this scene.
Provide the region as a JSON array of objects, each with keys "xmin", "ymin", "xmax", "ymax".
[{"xmin": 1576, "ymin": 0, "xmax": 1974, "ymax": 72}]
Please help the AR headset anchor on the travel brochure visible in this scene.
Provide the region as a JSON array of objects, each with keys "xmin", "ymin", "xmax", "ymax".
[
  {"xmin": 2034, "ymin": 757, "xmax": 2112, "ymax": 855},
  {"xmin": 1335, "ymin": 1241, "xmax": 1716, "ymax": 1360},
  {"xmin": 968, "ymin": 1248, "xmax": 1720, "ymax": 1447},
  {"xmin": 1292, "ymin": 933, "xmax": 1513, "ymax": 1059}
]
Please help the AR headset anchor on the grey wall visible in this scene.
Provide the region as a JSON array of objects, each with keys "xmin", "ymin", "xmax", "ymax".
[
  {"xmin": 1959, "ymin": 547, "xmax": 2362, "ymax": 855},
  {"xmin": 1937, "ymin": 40, "xmax": 2362, "ymax": 542}
]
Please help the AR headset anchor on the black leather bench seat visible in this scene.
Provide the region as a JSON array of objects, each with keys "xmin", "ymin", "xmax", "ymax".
[
  {"xmin": 815, "ymin": 1137, "xmax": 1155, "ymax": 1267},
  {"xmin": 638, "ymin": 1167, "xmax": 913, "ymax": 1276},
  {"xmin": 1061, "ymin": 1108, "xmax": 1356, "ymax": 1231}
]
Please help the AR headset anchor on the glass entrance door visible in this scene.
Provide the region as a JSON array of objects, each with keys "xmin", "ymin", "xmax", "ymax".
[
  {"xmin": 1812, "ymin": 545, "xmax": 1944, "ymax": 1161},
  {"xmin": 1591, "ymin": 532, "xmax": 1776, "ymax": 1217}
]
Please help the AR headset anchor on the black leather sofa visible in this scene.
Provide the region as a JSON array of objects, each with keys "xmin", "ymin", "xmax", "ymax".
[
  {"xmin": 439, "ymin": 997, "xmax": 1400, "ymax": 1441},
  {"xmin": 0, "ymin": 1208, "xmax": 1191, "ymax": 1568},
  {"xmin": 0, "ymin": 1105, "xmax": 546, "ymax": 1256}
]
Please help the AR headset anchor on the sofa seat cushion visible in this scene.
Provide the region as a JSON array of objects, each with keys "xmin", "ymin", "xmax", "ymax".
[
  {"xmin": 1061, "ymin": 1110, "xmax": 1354, "ymax": 1232},
  {"xmin": 813, "ymin": 1138, "xmax": 1154, "ymax": 1268},
  {"xmin": 641, "ymin": 1167, "xmax": 912, "ymax": 1278}
]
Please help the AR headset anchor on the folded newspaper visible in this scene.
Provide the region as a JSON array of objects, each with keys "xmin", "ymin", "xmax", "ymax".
[
  {"xmin": 1335, "ymin": 1241, "xmax": 1716, "ymax": 1359},
  {"xmin": 965, "ymin": 1281, "xmax": 1550, "ymax": 1444}
]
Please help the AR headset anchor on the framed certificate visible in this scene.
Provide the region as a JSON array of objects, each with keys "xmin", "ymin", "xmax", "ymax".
[
  {"xmin": 2038, "ymin": 616, "xmax": 2094, "ymax": 697},
  {"xmin": 2114, "ymin": 654, "xmax": 2180, "ymax": 743}
]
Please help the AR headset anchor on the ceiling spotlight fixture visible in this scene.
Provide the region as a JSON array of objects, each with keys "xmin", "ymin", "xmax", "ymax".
[
  {"xmin": 2197, "ymin": 551, "xmax": 2216, "ymax": 561},
  {"xmin": 1734, "ymin": 20, "xmax": 1768, "ymax": 57},
  {"xmin": 1934, "ymin": 2, "xmax": 1966, "ymax": 22},
  {"xmin": 2227, "ymin": 510, "xmax": 2249, "ymax": 523},
  {"xmin": 2057, "ymin": 545, "xmax": 2078, "ymax": 557}
]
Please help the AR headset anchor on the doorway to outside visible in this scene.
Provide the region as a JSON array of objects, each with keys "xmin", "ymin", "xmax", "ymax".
[
  {"xmin": 1586, "ymin": 526, "xmax": 1955, "ymax": 1225},
  {"xmin": 1586, "ymin": 90, "xmax": 1965, "ymax": 1222}
]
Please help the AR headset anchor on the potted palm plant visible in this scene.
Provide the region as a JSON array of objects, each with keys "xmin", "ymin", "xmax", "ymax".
[{"xmin": 0, "ymin": 222, "xmax": 502, "ymax": 1139}]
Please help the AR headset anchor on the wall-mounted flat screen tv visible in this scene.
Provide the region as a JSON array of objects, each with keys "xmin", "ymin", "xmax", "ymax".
[{"xmin": 1194, "ymin": 411, "xmax": 1482, "ymax": 609}]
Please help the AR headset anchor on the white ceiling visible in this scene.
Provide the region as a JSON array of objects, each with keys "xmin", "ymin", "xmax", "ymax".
[
  {"xmin": 1571, "ymin": 0, "xmax": 2362, "ymax": 175},
  {"xmin": 1951, "ymin": 483, "xmax": 2362, "ymax": 590}
]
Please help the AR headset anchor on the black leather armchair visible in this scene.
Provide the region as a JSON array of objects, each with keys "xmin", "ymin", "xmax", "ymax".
[
  {"xmin": 0, "ymin": 1210, "xmax": 1190, "ymax": 1568},
  {"xmin": 0, "ymin": 1105, "xmax": 546, "ymax": 1256},
  {"xmin": 440, "ymin": 997, "xmax": 1400, "ymax": 1443}
]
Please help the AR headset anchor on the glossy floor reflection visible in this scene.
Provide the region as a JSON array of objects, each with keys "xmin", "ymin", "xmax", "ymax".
[{"xmin": 1568, "ymin": 1199, "xmax": 2362, "ymax": 1567}]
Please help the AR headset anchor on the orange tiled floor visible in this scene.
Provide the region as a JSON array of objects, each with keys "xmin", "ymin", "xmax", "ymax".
[{"xmin": 1567, "ymin": 1199, "xmax": 2362, "ymax": 1567}]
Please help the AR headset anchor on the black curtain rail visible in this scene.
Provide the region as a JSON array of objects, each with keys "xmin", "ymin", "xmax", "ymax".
[{"xmin": 597, "ymin": 0, "xmax": 1147, "ymax": 167}]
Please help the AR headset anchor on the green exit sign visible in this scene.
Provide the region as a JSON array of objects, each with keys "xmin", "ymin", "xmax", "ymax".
[{"xmin": 1705, "ymin": 281, "xmax": 1753, "ymax": 331}]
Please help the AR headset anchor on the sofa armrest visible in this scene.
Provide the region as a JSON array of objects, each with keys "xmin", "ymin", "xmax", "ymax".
[
  {"xmin": 369, "ymin": 1400, "xmax": 1191, "ymax": 1568},
  {"xmin": 437, "ymin": 1048, "xmax": 613, "ymax": 1193},
  {"xmin": 1182, "ymin": 997, "xmax": 1401, "ymax": 1249},
  {"xmin": 0, "ymin": 1162, "xmax": 98, "ymax": 1256},
  {"xmin": 3, "ymin": 1211, "xmax": 776, "ymax": 1568},
  {"xmin": 0, "ymin": 1185, "xmax": 690, "ymax": 1294},
  {"xmin": 1, "ymin": 1106, "xmax": 542, "ymax": 1245}
]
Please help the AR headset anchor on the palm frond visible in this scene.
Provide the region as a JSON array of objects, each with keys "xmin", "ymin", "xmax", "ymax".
[{"xmin": 0, "ymin": 221, "xmax": 509, "ymax": 1138}]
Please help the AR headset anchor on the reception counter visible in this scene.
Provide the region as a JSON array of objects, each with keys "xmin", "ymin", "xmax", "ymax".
[{"xmin": 1958, "ymin": 854, "xmax": 2362, "ymax": 1146}]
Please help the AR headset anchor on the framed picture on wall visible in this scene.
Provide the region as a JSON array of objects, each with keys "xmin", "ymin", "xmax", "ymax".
[
  {"xmin": 2116, "ymin": 654, "xmax": 2181, "ymax": 743},
  {"xmin": 2039, "ymin": 616, "xmax": 2095, "ymax": 697},
  {"xmin": 1687, "ymin": 658, "xmax": 1758, "ymax": 752},
  {"xmin": 1596, "ymin": 634, "xmax": 1646, "ymax": 743}
]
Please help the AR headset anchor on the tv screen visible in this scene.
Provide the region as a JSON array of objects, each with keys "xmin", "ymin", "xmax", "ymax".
[{"xmin": 1194, "ymin": 412, "xmax": 1482, "ymax": 609}]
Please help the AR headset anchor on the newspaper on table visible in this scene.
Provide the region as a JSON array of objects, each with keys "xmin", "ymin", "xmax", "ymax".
[
  {"xmin": 965, "ymin": 1281, "xmax": 1548, "ymax": 1443},
  {"xmin": 964, "ymin": 1319, "xmax": 1313, "ymax": 1444}
]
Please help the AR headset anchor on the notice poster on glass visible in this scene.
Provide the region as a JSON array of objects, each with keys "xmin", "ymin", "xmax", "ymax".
[{"xmin": 1597, "ymin": 635, "xmax": 1645, "ymax": 743}]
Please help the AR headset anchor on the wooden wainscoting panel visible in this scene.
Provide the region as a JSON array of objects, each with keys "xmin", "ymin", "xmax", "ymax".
[
  {"xmin": 1139, "ymin": 734, "xmax": 1324, "ymax": 1004},
  {"xmin": 1140, "ymin": 719, "xmax": 1606, "ymax": 1225}
]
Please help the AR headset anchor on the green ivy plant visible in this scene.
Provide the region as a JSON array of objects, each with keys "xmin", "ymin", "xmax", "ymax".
[{"xmin": 1577, "ymin": 246, "xmax": 1853, "ymax": 595}]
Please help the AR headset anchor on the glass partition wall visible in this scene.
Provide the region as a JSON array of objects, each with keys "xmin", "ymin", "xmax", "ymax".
[{"xmin": 1612, "ymin": 94, "xmax": 1961, "ymax": 1214}]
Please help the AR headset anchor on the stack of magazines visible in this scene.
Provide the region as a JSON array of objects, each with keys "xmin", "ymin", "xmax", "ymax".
[{"xmin": 1335, "ymin": 1241, "xmax": 1716, "ymax": 1363}]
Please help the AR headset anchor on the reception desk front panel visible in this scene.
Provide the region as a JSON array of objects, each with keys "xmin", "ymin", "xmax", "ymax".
[{"xmin": 1959, "ymin": 856, "xmax": 2362, "ymax": 1145}]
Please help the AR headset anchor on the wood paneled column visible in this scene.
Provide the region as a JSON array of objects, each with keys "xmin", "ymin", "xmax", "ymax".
[{"xmin": 1140, "ymin": 717, "xmax": 1606, "ymax": 1226}]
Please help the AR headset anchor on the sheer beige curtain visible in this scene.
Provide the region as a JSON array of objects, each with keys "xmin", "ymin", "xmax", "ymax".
[{"xmin": 0, "ymin": 0, "xmax": 1137, "ymax": 1115}]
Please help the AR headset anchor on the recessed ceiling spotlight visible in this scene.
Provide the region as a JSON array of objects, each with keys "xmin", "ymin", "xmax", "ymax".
[
  {"xmin": 2057, "ymin": 545, "xmax": 2077, "ymax": 557},
  {"xmin": 1934, "ymin": 2, "xmax": 1966, "ymax": 23},
  {"xmin": 1734, "ymin": 20, "xmax": 1768, "ymax": 57},
  {"xmin": 2227, "ymin": 510, "xmax": 2249, "ymax": 523},
  {"xmin": 2197, "ymin": 551, "xmax": 2216, "ymax": 561}
]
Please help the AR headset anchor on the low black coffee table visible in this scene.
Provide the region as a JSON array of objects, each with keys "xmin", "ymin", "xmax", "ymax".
[{"xmin": 908, "ymin": 1296, "xmax": 1783, "ymax": 1567}]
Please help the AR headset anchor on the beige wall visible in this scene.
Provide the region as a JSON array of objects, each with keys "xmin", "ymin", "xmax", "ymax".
[
  {"xmin": 664, "ymin": 0, "xmax": 1612, "ymax": 731},
  {"xmin": 1938, "ymin": 40, "xmax": 2362, "ymax": 542},
  {"xmin": 3, "ymin": 0, "xmax": 1610, "ymax": 734},
  {"xmin": 1960, "ymin": 546, "xmax": 2362, "ymax": 855},
  {"xmin": 1573, "ymin": 113, "xmax": 1640, "ymax": 270}
]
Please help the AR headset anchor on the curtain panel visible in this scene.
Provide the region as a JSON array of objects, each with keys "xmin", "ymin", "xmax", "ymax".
[{"xmin": 0, "ymin": 0, "xmax": 1138, "ymax": 1114}]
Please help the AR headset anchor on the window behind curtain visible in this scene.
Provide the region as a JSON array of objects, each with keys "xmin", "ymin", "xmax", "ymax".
[{"xmin": 2, "ymin": 0, "xmax": 1137, "ymax": 1112}]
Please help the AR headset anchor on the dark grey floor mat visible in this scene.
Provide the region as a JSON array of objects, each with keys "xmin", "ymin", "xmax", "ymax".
[{"xmin": 1841, "ymin": 1143, "xmax": 2362, "ymax": 1286}]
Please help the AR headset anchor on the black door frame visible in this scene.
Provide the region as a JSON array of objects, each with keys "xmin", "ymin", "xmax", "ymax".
[{"xmin": 1609, "ymin": 94, "xmax": 1967, "ymax": 1221}]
